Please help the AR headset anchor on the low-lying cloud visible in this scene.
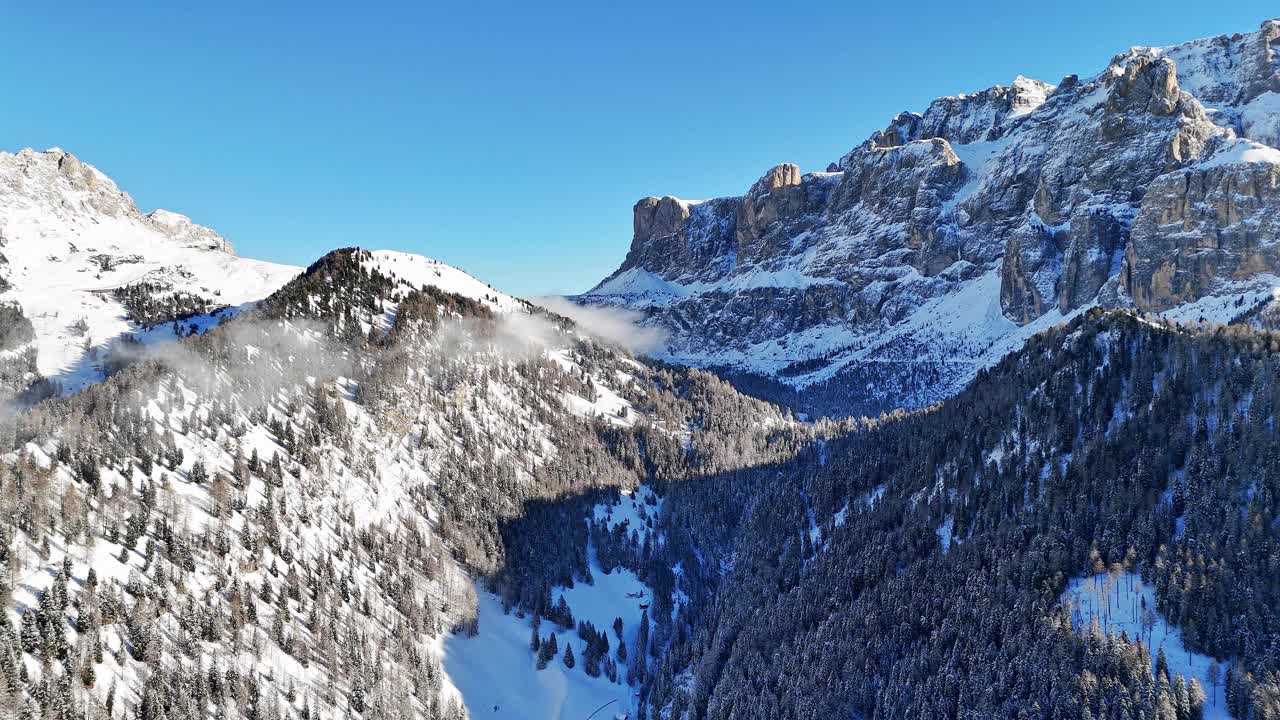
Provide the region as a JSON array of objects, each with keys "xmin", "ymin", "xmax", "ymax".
[{"xmin": 534, "ymin": 296, "xmax": 667, "ymax": 354}]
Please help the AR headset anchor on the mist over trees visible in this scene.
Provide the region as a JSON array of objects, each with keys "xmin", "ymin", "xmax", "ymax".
[
  {"xmin": 3, "ymin": 244, "xmax": 1280, "ymax": 720},
  {"xmin": 0, "ymin": 249, "xmax": 807, "ymax": 720}
]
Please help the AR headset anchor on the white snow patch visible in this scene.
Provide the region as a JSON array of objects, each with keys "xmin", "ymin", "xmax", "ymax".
[
  {"xmin": 588, "ymin": 268, "xmax": 690, "ymax": 303},
  {"xmin": 363, "ymin": 249, "xmax": 524, "ymax": 313},
  {"xmin": 936, "ymin": 516, "xmax": 954, "ymax": 553},
  {"xmin": 1196, "ymin": 139, "xmax": 1280, "ymax": 169},
  {"xmin": 1063, "ymin": 572, "xmax": 1231, "ymax": 718},
  {"xmin": 443, "ymin": 579, "xmax": 638, "ymax": 720},
  {"xmin": 1160, "ymin": 279, "xmax": 1280, "ymax": 325},
  {"xmin": 444, "ymin": 491, "xmax": 666, "ymax": 720},
  {"xmin": 1238, "ymin": 92, "xmax": 1280, "ymax": 148}
]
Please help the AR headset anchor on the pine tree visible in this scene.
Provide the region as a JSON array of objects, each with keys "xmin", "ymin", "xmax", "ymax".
[
  {"xmin": 80, "ymin": 655, "xmax": 96, "ymax": 688},
  {"xmin": 562, "ymin": 643, "xmax": 575, "ymax": 670},
  {"xmin": 554, "ymin": 596, "xmax": 573, "ymax": 628},
  {"xmin": 1189, "ymin": 677, "xmax": 1207, "ymax": 718},
  {"xmin": 536, "ymin": 633, "xmax": 556, "ymax": 671},
  {"xmin": 1206, "ymin": 661, "xmax": 1221, "ymax": 708},
  {"xmin": 350, "ymin": 669, "xmax": 366, "ymax": 713},
  {"xmin": 19, "ymin": 612, "xmax": 39, "ymax": 654}
]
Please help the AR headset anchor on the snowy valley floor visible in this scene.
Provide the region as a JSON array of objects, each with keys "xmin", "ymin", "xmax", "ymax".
[{"xmin": 443, "ymin": 490, "xmax": 664, "ymax": 720}]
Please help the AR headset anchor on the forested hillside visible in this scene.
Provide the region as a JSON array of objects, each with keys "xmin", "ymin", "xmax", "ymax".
[
  {"xmin": 622, "ymin": 310, "xmax": 1280, "ymax": 719},
  {"xmin": 9, "ymin": 247, "xmax": 1280, "ymax": 720},
  {"xmin": 0, "ymin": 248, "xmax": 806, "ymax": 720},
  {"xmin": 6, "ymin": 16, "xmax": 1280, "ymax": 715}
]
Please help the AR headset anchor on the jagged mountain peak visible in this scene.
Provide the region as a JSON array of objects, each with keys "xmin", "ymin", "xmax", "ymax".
[
  {"xmin": 852, "ymin": 74, "xmax": 1055, "ymax": 159},
  {"xmin": 581, "ymin": 18, "xmax": 1280, "ymax": 417},
  {"xmin": 1125, "ymin": 18, "xmax": 1280, "ymax": 106}
]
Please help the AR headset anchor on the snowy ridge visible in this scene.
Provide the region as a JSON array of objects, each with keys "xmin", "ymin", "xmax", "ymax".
[
  {"xmin": 0, "ymin": 145, "xmax": 805, "ymax": 720},
  {"xmin": 589, "ymin": 268, "xmax": 690, "ymax": 305},
  {"xmin": 0, "ymin": 148, "xmax": 545, "ymax": 399},
  {"xmin": 357, "ymin": 250, "xmax": 525, "ymax": 314},
  {"xmin": 0, "ymin": 148, "xmax": 300, "ymax": 394},
  {"xmin": 0, "ymin": 256, "xmax": 757, "ymax": 720}
]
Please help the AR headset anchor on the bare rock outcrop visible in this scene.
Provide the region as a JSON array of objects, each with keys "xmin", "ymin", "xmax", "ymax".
[
  {"xmin": 736, "ymin": 163, "xmax": 808, "ymax": 265},
  {"xmin": 1124, "ymin": 147, "xmax": 1280, "ymax": 311}
]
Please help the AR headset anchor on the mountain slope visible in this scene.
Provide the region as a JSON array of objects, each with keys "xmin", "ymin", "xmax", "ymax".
[
  {"xmin": 0, "ymin": 148, "xmax": 300, "ymax": 400},
  {"xmin": 581, "ymin": 19, "xmax": 1280, "ymax": 417},
  {"xmin": 5, "ymin": 17, "xmax": 1280, "ymax": 720},
  {"xmin": 0, "ymin": 190, "xmax": 805, "ymax": 720},
  {"xmin": 630, "ymin": 309, "xmax": 1280, "ymax": 720}
]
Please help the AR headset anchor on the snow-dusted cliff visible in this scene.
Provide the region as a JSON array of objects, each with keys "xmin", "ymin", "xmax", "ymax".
[{"xmin": 581, "ymin": 19, "xmax": 1280, "ymax": 416}]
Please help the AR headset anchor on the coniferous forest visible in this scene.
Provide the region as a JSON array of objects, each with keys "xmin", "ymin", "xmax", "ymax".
[
  {"xmin": 7, "ymin": 14, "xmax": 1280, "ymax": 719},
  {"xmin": 7, "ymin": 244, "xmax": 1280, "ymax": 720}
]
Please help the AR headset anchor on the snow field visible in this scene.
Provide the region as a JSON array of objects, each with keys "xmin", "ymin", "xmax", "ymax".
[{"xmin": 1062, "ymin": 572, "xmax": 1232, "ymax": 719}]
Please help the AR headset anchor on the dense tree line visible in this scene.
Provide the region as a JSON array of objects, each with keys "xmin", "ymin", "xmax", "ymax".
[
  {"xmin": 621, "ymin": 310, "xmax": 1280, "ymax": 719},
  {"xmin": 13, "ymin": 240, "xmax": 1280, "ymax": 720},
  {"xmin": 0, "ymin": 302, "xmax": 34, "ymax": 351},
  {"xmin": 111, "ymin": 282, "xmax": 217, "ymax": 328}
]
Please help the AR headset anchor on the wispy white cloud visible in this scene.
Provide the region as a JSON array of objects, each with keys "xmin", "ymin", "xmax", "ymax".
[{"xmin": 534, "ymin": 296, "xmax": 667, "ymax": 354}]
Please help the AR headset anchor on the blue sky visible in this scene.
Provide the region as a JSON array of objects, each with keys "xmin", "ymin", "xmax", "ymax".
[{"xmin": 0, "ymin": 2, "xmax": 1272, "ymax": 296}]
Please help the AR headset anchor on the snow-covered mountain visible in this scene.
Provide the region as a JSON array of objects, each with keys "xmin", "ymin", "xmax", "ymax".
[
  {"xmin": 634, "ymin": 308, "xmax": 1280, "ymax": 720},
  {"xmin": 581, "ymin": 19, "xmax": 1280, "ymax": 416},
  {"xmin": 0, "ymin": 148, "xmax": 548, "ymax": 407},
  {"xmin": 0, "ymin": 148, "xmax": 300, "ymax": 398},
  {"xmin": 6, "ymin": 18, "xmax": 1280, "ymax": 720},
  {"xmin": 0, "ymin": 149, "xmax": 805, "ymax": 720}
]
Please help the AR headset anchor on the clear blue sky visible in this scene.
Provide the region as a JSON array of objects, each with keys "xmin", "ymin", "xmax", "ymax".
[{"xmin": 0, "ymin": 2, "xmax": 1271, "ymax": 296}]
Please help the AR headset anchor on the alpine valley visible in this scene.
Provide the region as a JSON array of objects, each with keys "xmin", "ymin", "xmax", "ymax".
[{"xmin": 1, "ymin": 17, "xmax": 1280, "ymax": 720}]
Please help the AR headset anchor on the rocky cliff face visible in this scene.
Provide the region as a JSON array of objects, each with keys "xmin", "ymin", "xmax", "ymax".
[
  {"xmin": 863, "ymin": 75, "xmax": 1054, "ymax": 151},
  {"xmin": 619, "ymin": 195, "xmax": 739, "ymax": 285},
  {"xmin": 581, "ymin": 19, "xmax": 1280, "ymax": 416},
  {"xmin": 1160, "ymin": 19, "xmax": 1280, "ymax": 146},
  {"xmin": 1122, "ymin": 142, "xmax": 1280, "ymax": 312}
]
